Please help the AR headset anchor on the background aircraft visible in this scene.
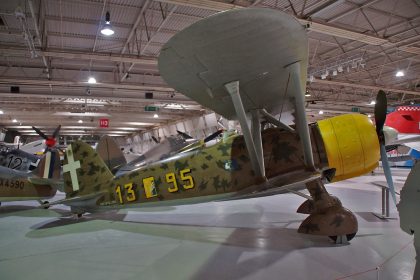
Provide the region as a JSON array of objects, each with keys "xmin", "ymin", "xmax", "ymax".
[
  {"xmin": 46, "ymin": 8, "xmax": 396, "ymax": 243},
  {"xmin": 0, "ymin": 150, "xmax": 61, "ymax": 206},
  {"xmin": 384, "ymin": 107, "xmax": 420, "ymax": 166},
  {"xmin": 0, "ymin": 125, "xmax": 63, "ymax": 172}
]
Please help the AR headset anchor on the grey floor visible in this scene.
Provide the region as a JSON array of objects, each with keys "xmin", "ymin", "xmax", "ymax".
[{"xmin": 0, "ymin": 168, "xmax": 416, "ymax": 280}]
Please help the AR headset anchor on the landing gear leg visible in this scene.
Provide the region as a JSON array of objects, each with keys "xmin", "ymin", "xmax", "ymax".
[
  {"xmin": 38, "ymin": 200, "xmax": 50, "ymax": 209},
  {"xmin": 297, "ymin": 179, "xmax": 358, "ymax": 242}
]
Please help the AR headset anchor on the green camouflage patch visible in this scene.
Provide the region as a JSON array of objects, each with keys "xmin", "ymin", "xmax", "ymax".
[
  {"xmin": 217, "ymin": 144, "xmax": 230, "ymax": 156},
  {"xmin": 198, "ymin": 180, "xmax": 208, "ymax": 191}
]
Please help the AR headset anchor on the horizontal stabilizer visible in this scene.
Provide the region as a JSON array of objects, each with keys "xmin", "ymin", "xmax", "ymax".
[{"xmin": 45, "ymin": 191, "xmax": 106, "ymax": 208}]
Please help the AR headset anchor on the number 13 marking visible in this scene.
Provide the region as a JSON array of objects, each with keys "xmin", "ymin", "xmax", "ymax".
[{"xmin": 115, "ymin": 183, "xmax": 136, "ymax": 204}]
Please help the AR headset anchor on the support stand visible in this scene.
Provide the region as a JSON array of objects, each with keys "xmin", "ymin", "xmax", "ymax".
[{"xmin": 372, "ymin": 185, "xmax": 397, "ymax": 220}]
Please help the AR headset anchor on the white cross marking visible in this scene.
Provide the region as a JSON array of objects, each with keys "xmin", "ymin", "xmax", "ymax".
[{"xmin": 63, "ymin": 144, "xmax": 81, "ymax": 191}]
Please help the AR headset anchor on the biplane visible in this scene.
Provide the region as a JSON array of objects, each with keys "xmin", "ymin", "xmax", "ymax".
[{"xmin": 47, "ymin": 8, "xmax": 398, "ymax": 242}]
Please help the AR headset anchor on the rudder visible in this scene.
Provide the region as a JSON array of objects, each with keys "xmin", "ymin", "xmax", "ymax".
[{"xmin": 63, "ymin": 140, "xmax": 113, "ymax": 197}]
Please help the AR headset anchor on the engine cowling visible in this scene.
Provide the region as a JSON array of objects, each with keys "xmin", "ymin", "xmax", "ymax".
[{"xmin": 317, "ymin": 114, "xmax": 380, "ymax": 182}]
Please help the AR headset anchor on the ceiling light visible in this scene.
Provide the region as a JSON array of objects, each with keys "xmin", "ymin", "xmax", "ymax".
[
  {"xmin": 319, "ymin": 110, "xmax": 324, "ymax": 115},
  {"xmin": 153, "ymin": 114, "xmax": 159, "ymax": 118},
  {"xmin": 321, "ymin": 74, "xmax": 326, "ymax": 80},
  {"xmin": 370, "ymin": 100, "xmax": 376, "ymax": 105},
  {"xmin": 395, "ymin": 70, "xmax": 405, "ymax": 77},
  {"xmin": 100, "ymin": 12, "xmax": 114, "ymax": 36},
  {"xmin": 305, "ymin": 93, "xmax": 311, "ymax": 97},
  {"xmin": 337, "ymin": 66, "xmax": 343, "ymax": 72},
  {"xmin": 332, "ymin": 69, "xmax": 337, "ymax": 76},
  {"xmin": 12, "ymin": 119, "xmax": 17, "ymax": 123},
  {"xmin": 367, "ymin": 114, "xmax": 372, "ymax": 118},
  {"xmin": 88, "ymin": 77, "xmax": 97, "ymax": 84},
  {"xmin": 78, "ymin": 120, "xmax": 83, "ymax": 123},
  {"xmin": 0, "ymin": 110, "xmax": 3, "ymax": 114}
]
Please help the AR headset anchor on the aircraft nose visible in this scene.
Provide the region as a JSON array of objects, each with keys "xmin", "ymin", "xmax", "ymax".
[
  {"xmin": 317, "ymin": 114, "xmax": 380, "ymax": 182},
  {"xmin": 383, "ymin": 126, "xmax": 398, "ymax": 145}
]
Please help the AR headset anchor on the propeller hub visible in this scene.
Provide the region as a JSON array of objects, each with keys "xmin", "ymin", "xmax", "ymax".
[{"xmin": 45, "ymin": 138, "xmax": 56, "ymax": 148}]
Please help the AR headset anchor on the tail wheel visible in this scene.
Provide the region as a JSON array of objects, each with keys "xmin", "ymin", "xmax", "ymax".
[{"xmin": 329, "ymin": 233, "xmax": 356, "ymax": 242}]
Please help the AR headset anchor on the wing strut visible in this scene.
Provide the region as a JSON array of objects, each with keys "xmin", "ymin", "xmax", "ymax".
[
  {"xmin": 259, "ymin": 109, "xmax": 295, "ymax": 133},
  {"xmin": 287, "ymin": 62, "xmax": 315, "ymax": 170},
  {"xmin": 225, "ymin": 81, "xmax": 266, "ymax": 180}
]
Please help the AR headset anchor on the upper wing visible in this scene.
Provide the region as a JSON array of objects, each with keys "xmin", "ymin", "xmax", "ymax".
[{"xmin": 158, "ymin": 8, "xmax": 308, "ymax": 120}]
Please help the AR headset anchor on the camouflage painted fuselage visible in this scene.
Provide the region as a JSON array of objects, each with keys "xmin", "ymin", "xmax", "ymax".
[
  {"xmin": 0, "ymin": 177, "xmax": 56, "ymax": 202},
  {"xmin": 64, "ymin": 126, "xmax": 328, "ymax": 209}
]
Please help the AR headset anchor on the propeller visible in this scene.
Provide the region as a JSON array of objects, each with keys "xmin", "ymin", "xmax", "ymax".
[
  {"xmin": 151, "ymin": 136, "xmax": 160, "ymax": 144},
  {"xmin": 177, "ymin": 130, "xmax": 194, "ymax": 140},
  {"xmin": 32, "ymin": 125, "xmax": 61, "ymax": 152},
  {"xmin": 203, "ymin": 129, "xmax": 224, "ymax": 143},
  {"xmin": 374, "ymin": 90, "xmax": 397, "ymax": 204}
]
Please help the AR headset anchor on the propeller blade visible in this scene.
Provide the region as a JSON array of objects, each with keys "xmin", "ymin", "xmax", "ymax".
[
  {"xmin": 177, "ymin": 130, "xmax": 193, "ymax": 139},
  {"xmin": 380, "ymin": 144, "xmax": 397, "ymax": 204},
  {"xmin": 374, "ymin": 90, "xmax": 387, "ymax": 141},
  {"xmin": 204, "ymin": 129, "xmax": 223, "ymax": 143},
  {"xmin": 32, "ymin": 126, "xmax": 48, "ymax": 140},
  {"xmin": 151, "ymin": 136, "xmax": 159, "ymax": 144},
  {"xmin": 52, "ymin": 125, "xmax": 61, "ymax": 138}
]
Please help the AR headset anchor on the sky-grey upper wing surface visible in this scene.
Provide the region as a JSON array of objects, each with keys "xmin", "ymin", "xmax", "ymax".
[{"xmin": 158, "ymin": 8, "xmax": 308, "ymax": 120}]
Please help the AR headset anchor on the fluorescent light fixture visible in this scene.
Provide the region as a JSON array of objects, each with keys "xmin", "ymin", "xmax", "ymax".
[
  {"xmin": 12, "ymin": 119, "xmax": 17, "ymax": 123},
  {"xmin": 370, "ymin": 100, "xmax": 376, "ymax": 105},
  {"xmin": 163, "ymin": 103, "xmax": 185, "ymax": 110},
  {"xmin": 395, "ymin": 70, "xmax": 405, "ymax": 77},
  {"xmin": 367, "ymin": 114, "xmax": 372, "ymax": 118},
  {"xmin": 305, "ymin": 94, "xmax": 311, "ymax": 97},
  {"xmin": 127, "ymin": 122, "xmax": 155, "ymax": 126},
  {"xmin": 78, "ymin": 120, "xmax": 83, "ymax": 123},
  {"xmin": 100, "ymin": 12, "xmax": 114, "ymax": 36},
  {"xmin": 319, "ymin": 110, "xmax": 324, "ymax": 115},
  {"xmin": 53, "ymin": 112, "xmax": 110, "ymax": 117},
  {"xmin": 88, "ymin": 77, "xmax": 97, "ymax": 84},
  {"xmin": 337, "ymin": 66, "xmax": 343, "ymax": 72},
  {"xmin": 332, "ymin": 70, "xmax": 337, "ymax": 76},
  {"xmin": 153, "ymin": 114, "xmax": 159, "ymax": 118},
  {"xmin": 0, "ymin": 110, "xmax": 3, "ymax": 114}
]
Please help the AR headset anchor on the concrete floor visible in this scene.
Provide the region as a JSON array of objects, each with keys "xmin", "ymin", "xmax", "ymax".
[{"xmin": 0, "ymin": 168, "xmax": 416, "ymax": 280}]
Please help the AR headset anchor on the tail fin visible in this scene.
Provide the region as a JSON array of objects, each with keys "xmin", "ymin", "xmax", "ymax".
[
  {"xmin": 63, "ymin": 140, "xmax": 113, "ymax": 196},
  {"xmin": 96, "ymin": 135, "xmax": 127, "ymax": 174},
  {"xmin": 31, "ymin": 150, "xmax": 61, "ymax": 180}
]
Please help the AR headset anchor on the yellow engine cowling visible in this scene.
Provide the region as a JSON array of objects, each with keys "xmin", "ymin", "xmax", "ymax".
[{"xmin": 317, "ymin": 114, "xmax": 380, "ymax": 182}]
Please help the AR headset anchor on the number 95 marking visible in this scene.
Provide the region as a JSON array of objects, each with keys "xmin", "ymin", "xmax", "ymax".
[{"xmin": 167, "ymin": 168, "xmax": 194, "ymax": 192}]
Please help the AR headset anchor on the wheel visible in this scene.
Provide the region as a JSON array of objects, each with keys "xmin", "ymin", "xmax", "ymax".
[
  {"xmin": 329, "ymin": 233, "xmax": 356, "ymax": 242},
  {"xmin": 42, "ymin": 201, "xmax": 50, "ymax": 209}
]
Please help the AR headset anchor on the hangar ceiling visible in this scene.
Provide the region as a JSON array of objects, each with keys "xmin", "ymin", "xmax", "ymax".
[{"xmin": 0, "ymin": 0, "xmax": 419, "ymax": 137}]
